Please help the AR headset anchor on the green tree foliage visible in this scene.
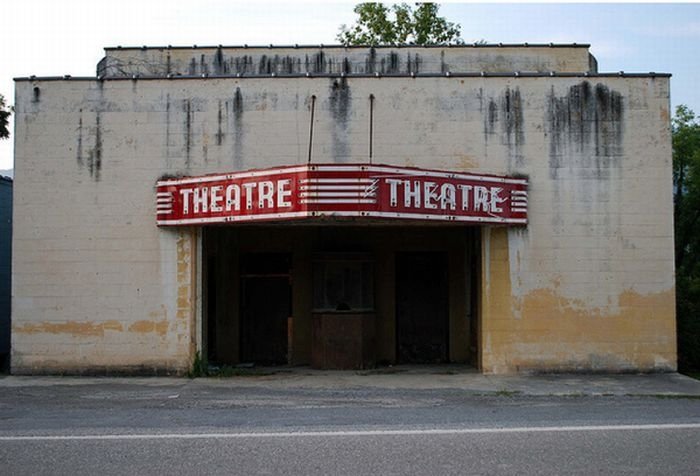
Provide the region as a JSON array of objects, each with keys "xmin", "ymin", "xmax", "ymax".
[
  {"xmin": 0, "ymin": 94, "xmax": 11, "ymax": 140},
  {"xmin": 673, "ymin": 105, "xmax": 700, "ymax": 371},
  {"xmin": 337, "ymin": 3, "xmax": 463, "ymax": 46}
]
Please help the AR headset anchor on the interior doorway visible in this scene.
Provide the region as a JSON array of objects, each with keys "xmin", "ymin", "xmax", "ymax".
[
  {"xmin": 239, "ymin": 253, "xmax": 291, "ymax": 365},
  {"xmin": 395, "ymin": 252, "xmax": 449, "ymax": 363}
]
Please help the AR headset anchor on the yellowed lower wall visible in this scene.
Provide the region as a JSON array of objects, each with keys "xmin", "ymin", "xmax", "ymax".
[
  {"xmin": 12, "ymin": 224, "xmax": 677, "ymax": 376},
  {"xmin": 11, "ymin": 230, "xmax": 196, "ymax": 375},
  {"xmin": 480, "ymin": 228, "xmax": 677, "ymax": 374}
]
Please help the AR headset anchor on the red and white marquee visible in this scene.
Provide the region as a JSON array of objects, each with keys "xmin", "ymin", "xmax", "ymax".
[{"xmin": 156, "ymin": 164, "xmax": 528, "ymax": 226}]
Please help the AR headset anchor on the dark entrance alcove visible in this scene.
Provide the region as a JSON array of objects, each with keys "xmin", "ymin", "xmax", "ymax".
[
  {"xmin": 396, "ymin": 252, "xmax": 449, "ymax": 363},
  {"xmin": 203, "ymin": 225, "xmax": 478, "ymax": 368},
  {"xmin": 239, "ymin": 253, "xmax": 291, "ymax": 365}
]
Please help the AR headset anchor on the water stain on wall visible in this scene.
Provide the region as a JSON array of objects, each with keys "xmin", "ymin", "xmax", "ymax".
[
  {"xmin": 165, "ymin": 93, "xmax": 171, "ymax": 168},
  {"xmin": 232, "ymin": 87, "xmax": 244, "ymax": 169},
  {"xmin": 76, "ymin": 110, "xmax": 84, "ymax": 168},
  {"xmin": 502, "ymin": 87, "xmax": 524, "ymax": 170},
  {"xmin": 481, "ymin": 87, "xmax": 525, "ymax": 171},
  {"xmin": 406, "ymin": 53, "xmax": 421, "ymax": 74},
  {"xmin": 547, "ymin": 81, "xmax": 624, "ymax": 180},
  {"xmin": 214, "ymin": 46, "xmax": 226, "ymax": 75},
  {"xmin": 215, "ymin": 100, "xmax": 225, "ymax": 146},
  {"xmin": 76, "ymin": 109, "xmax": 103, "ymax": 181},
  {"xmin": 233, "ymin": 55, "xmax": 253, "ymax": 75},
  {"xmin": 199, "ymin": 54, "xmax": 208, "ymax": 75},
  {"xmin": 302, "ymin": 51, "xmax": 327, "ymax": 74},
  {"xmin": 88, "ymin": 113, "xmax": 103, "ymax": 181},
  {"xmin": 329, "ymin": 77, "xmax": 351, "ymax": 162},
  {"xmin": 381, "ymin": 52, "xmax": 401, "ymax": 74},
  {"xmin": 115, "ymin": 49, "xmax": 432, "ymax": 77},
  {"xmin": 365, "ymin": 48, "xmax": 376, "ymax": 74},
  {"xmin": 176, "ymin": 231, "xmax": 195, "ymax": 358},
  {"xmin": 183, "ymin": 99, "xmax": 192, "ymax": 168}
]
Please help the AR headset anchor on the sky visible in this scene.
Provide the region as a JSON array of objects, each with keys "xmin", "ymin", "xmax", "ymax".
[{"xmin": 2, "ymin": 0, "xmax": 700, "ymax": 171}]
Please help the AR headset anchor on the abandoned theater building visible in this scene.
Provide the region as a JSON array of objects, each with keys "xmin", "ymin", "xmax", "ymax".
[{"xmin": 11, "ymin": 44, "xmax": 676, "ymax": 374}]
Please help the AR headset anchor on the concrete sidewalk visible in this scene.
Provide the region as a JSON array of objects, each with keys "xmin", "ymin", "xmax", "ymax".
[{"xmin": 1, "ymin": 367, "xmax": 699, "ymax": 396}]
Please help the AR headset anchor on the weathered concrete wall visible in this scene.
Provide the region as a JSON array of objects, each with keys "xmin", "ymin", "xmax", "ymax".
[
  {"xmin": 12, "ymin": 67, "xmax": 674, "ymax": 374},
  {"xmin": 99, "ymin": 45, "xmax": 595, "ymax": 78}
]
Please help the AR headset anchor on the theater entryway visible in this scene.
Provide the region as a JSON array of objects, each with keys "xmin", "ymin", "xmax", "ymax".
[{"xmin": 202, "ymin": 226, "xmax": 480, "ymax": 369}]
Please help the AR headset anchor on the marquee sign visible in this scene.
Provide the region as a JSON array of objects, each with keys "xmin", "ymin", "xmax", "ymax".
[{"xmin": 156, "ymin": 164, "xmax": 528, "ymax": 226}]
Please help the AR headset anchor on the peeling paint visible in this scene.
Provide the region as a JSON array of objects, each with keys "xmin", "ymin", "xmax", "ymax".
[
  {"xmin": 15, "ymin": 320, "xmax": 124, "ymax": 337},
  {"xmin": 176, "ymin": 231, "xmax": 192, "ymax": 323},
  {"xmin": 175, "ymin": 230, "xmax": 196, "ymax": 361},
  {"xmin": 489, "ymin": 286, "xmax": 676, "ymax": 373},
  {"xmin": 128, "ymin": 320, "xmax": 169, "ymax": 336},
  {"xmin": 458, "ymin": 154, "xmax": 478, "ymax": 169},
  {"xmin": 482, "ymin": 228, "xmax": 676, "ymax": 374}
]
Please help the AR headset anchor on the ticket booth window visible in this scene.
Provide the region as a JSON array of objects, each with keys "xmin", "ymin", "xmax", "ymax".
[
  {"xmin": 311, "ymin": 253, "xmax": 375, "ymax": 369},
  {"xmin": 312, "ymin": 254, "xmax": 374, "ymax": 312}
]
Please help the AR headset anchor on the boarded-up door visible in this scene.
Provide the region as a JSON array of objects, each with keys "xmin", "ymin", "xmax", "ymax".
[
  {"xmin": 396, "ymin": 252, "xmax": 449, "ymax": 363},
  {"xmin": 240, "ymin": 253, "xmax": 291, "ymax": 365}
]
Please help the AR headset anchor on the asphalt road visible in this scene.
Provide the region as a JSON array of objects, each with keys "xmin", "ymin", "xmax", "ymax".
[{"xmin": 1, "ymin": 378, "xmax": 699, "ymax": 475}]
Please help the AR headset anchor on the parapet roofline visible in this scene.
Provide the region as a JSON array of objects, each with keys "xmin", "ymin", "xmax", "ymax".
[
  {"xmin": 15, "ymin": 71, "xmax": 671, "ymax": 82},
  {"xmin": 103, "ymin": 43, "xmax": 592, "ymax": 51}
]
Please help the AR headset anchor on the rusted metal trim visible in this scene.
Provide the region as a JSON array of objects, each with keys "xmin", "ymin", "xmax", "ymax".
[
  {"xmin": 308, "ymin": 95, "xmax": 316, "ymax": 164},
  {"xmin": 369, "ymin": 94, "xmax": 375, "ymax": 163}
]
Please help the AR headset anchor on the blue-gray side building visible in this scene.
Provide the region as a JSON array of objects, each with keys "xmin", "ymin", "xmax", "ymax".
[{"xmin": 0, "ymin": 175, "xmax": 11, "ymax": 368}]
